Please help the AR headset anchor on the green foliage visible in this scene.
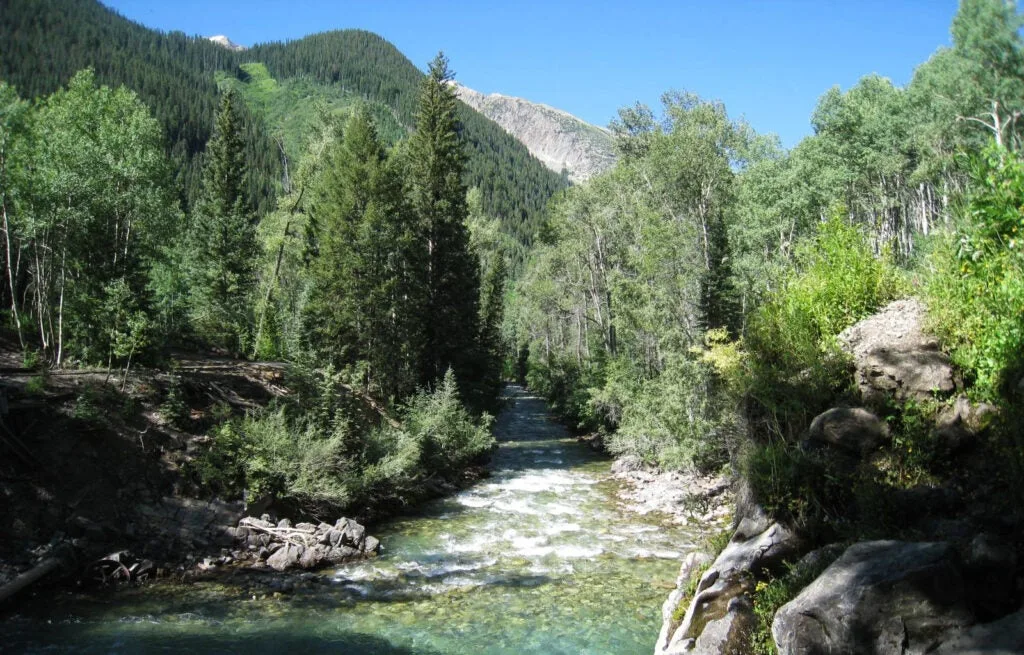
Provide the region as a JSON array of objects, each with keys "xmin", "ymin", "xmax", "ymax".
[
  {"xmin": 159, "ymin": 375, "xmax": 190, "ymax": 429},
  {"xmin": 750, "ymin": 551, "xmax": 841, "ymax": 655},
  {"xmin": 24, "ymin": 375, "xmax": 46, "ymax": 395},
  {"xmin": 186, "ymin": 90, "xmax": 259, "ymax": 354},
  {"xmin": 742, "ymin": 441, "xmax": 848, "ymax": 532},
  {"xmin": 927, "ymin": 145, "xmax": 1024, "ymax": 400},
  {"xmin": 603, "ymin": 353, "xmax": 738, "ymax": 472},
  {"xmin": 744, "ymin": 215, "xmax": 905, "ymax": 440},
  {"xmin": 194, "ymin": 367, "xmax": 493, "ymax": 516},
  {"xmin": 2, "ymin": 70, "xmax": 179, "ymax": 366},
  {"xmin": 408, "ymin": 53, "xmax": 484, "ymax": 402}
]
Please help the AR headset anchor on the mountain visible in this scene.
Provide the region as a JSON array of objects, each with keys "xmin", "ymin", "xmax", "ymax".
[
  {"xmin": 454, "ymin": 83, "xmax": 616, "ymax": 183},
  {"xmin": 0, "ymin": 0, "xmax": 566, "ymax": 251},
  {"xmin": 208, "ymin": 35, "xmax": 246, "ymax": 52}
]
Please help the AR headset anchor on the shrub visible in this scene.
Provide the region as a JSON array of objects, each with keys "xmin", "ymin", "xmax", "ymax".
[
  {"xmin": 926, "ymin": 145, "xmax": 1024, "ymax": 402},
  {"xmin": 744, "ymin": 214, "xmax": 905, "ymax": 440},
  {"xmin": 604, "ymin": 353, "xmax": 739, "ymax": 472}
]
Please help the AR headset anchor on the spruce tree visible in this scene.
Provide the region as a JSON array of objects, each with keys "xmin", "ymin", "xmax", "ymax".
[
  {"xmin": 187, "ymin": 90, "xmax": 258, "ymax": 355},
  {"xmin": 306, "ymin": 107, "xmax": 425, "ymax": 400},
  {"xmin": 408, "ymin": 53, "xmax": 482, "ymax": 395}
]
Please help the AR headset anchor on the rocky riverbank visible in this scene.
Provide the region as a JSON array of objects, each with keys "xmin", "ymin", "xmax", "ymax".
[{"xmin": 650, "ymin": 298, "xmax": 1024, "ymax": 654}]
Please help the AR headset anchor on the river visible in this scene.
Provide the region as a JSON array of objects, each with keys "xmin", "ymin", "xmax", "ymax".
[{"xmin": 1, "ymin": 386, "xmax": 697, "ymax": 654}]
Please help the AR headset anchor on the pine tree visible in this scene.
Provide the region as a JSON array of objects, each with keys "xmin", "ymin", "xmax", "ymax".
[
  {"xmin": 478, "ymin": 253, "xmax": 507, "ymax": 408},
  {"xmin": 305, "ymin": 107, "xmax": 425, "ymax": 400},
  {"xmin": 408, "ymin": 53, "xmax": 482, "ymax": 394},
  {"xmin": 187, "ymin": 90, "xmax": 258, "ymax": 354}
]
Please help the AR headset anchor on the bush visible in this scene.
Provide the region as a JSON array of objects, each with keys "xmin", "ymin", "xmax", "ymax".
[
  {"xmin": 604, "ymin": 353, "xmax": 739, "ymax": 472},
  {"xmin": 926, "ymin": 145, "xmax": 1024, "ymax": 401},
  {"xmin": 744, "ymin": 214, "xmax": 905, "ymax": 440},
  {"xmin": 193, "ymin": 367, "xmax": 494, "ymax": 518}
]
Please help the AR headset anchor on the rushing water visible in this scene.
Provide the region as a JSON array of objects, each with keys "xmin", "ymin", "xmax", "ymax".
[{"xmin": 1, "ymin": 386, "xmax": 697, "ymax": 654}]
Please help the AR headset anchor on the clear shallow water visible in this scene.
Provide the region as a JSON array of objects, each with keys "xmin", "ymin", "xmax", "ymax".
[{"xmin": 1, "ymin": 386, "xmax": 696, "ymax": 654}]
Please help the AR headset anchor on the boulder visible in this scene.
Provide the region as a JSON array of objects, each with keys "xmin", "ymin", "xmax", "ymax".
[
  {"xmin": 807, "ymin": 407, "xmax": 889, "ymax": 455},
  {"xmin": 266, "ymin": 544, "xmax": 303, "ymax": 571},
  {"xmin": 931, "ymin": 608, "xmax": 1024, "ymax": 654},
  {"xmin": 687, "ymin": 596, "xmax": 756, "ymax": 655},
  {"xmin": 772, "ymin": 541, "xmax": 973, "ymax": 655},
  {"xmin": 656, "ymin": 551, "xmax": 714, "ymax": 654},
  {"xmin": 838, "ymin": 298, "xmax": 956, "ymax": 405}
]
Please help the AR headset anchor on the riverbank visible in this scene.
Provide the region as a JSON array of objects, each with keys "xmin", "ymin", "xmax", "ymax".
[{"xmin": 0, "ymin": 385, "xmax": 709, "ymax": 654}]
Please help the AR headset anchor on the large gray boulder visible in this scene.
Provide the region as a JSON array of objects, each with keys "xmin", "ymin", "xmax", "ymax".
[
  {"xmin": 838, "ymin": 299, "xmax": 956, "ymax": 405},
  {"xmin": 807, "ymin": 407, "xmax": 889, "ymax": 455},
  {"xmin": 772, "ymin": 541, "xmax": 973, "ymax": 655}
]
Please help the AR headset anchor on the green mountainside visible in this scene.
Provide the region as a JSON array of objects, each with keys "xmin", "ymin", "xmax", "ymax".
[{"xmin": 0, "ymin": 0, "xmax": 565, "ymax": 245}]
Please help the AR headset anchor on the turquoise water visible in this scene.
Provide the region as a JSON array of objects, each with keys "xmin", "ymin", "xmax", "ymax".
[{"xmin": 1, "ymin": 387, "xmax": 696, "ymax": 654}]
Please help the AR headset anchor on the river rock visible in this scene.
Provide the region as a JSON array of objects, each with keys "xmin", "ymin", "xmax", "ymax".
[
  {"xmin": 234, "ymin": 516, "xmax": 377, "ymax": 571},
  {"xmin": 837, "ymin": 298, "xmax": 956, "ymax": 406},
  {"xmin": 772, "ymin": 541, "xmax": 973, "ymax": 655},
  {"xmin": 807, "ymin": 407, "xmax": 889, "ymax": 455},
  {"xmin": 656, "ymin": 551, "xmax": 714, "ymax": 653},
  {"xmin": 267, "ymin": 543, "xmax": 303, "ymax": 571}
]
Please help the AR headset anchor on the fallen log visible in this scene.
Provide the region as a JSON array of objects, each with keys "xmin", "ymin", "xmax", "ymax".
[{"xmin": 0, "ymin": 556, "xmax": 63, "ymax": 605}]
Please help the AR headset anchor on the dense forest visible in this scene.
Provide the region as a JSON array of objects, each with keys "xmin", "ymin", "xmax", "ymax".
[
  {"xmin": 1, "ymin": 18, "xmax": 507, "ymax": 519},
  {"xmin": 0, "ymin": 0, "xmax": 565, "ymax": 257},
  {"xmin": 512, "ymin": 1, "xmax": 1024, "ymax": 646}
]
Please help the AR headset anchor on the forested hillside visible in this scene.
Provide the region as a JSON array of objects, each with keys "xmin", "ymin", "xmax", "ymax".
[
  {"xmin": 513, "ymin": 2, "xmax": 1024, "ymax": 649},
  {"xmin": 0, "ymin": 0, "xmax": 565, "ymax": 250}
]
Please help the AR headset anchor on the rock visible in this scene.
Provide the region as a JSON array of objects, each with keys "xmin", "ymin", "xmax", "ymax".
[
  {"xmin": 325, "ymin": 545, "xmax": 360, "ymax": 563},
  {"xmin": 838, "ymin": 298, "xmax": 956, "ymax": 405},
  {"xmin": 298, "ymin": 545, "xmax": 322, "ymax": 569},
  {"xmin": 656, "ymin": 551, "xmax": 714, "ymax": 654},
  {"xmin": 931, "ymin": 608, "xmax": 1024, "ymax": 654},
  {"xmin": 337, "ymin": 519, "xmax": 366, "ymax": 549},
  {"xmin": 688, "ymin": 595, "xmax": 757, "ymax": 655},
  {"xmin": 266, "ymin": 544, "xmax": 303, "ymax": 571},
  {"xmin": 294, "ymin": 522, "xmax": 317, "ymax": 533},
  {"xmin": 276, "ymin": 518, "xmax": 291, "ymax": 529},
  {"xmin": 964, "ymin": 533, "xmax": 1019, "ymax": 620},
  {"xmin": 363, "ymin": 535, "xmax": 380, "ymax": 554},
  {"xmin": 807, "ymin": 407, "xmax": 890, "ymax": 455},
  {"xmin": 935, "ymin": 395, "xmax": 999, "ymax": 453},
  {"xmin": 772, "ymin": 541, "xmax": 973, "ymax": 655},
  {"xmin": 657, "ymin": 520, "xmax": 800, "ymax": 654}
]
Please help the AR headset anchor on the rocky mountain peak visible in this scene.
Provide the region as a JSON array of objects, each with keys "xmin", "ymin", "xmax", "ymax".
[
  {"xmin": 452, "ymin": 82, "xmax": 616, "ymax": 183},
  {"xmin": 208, "ymin": 35, "xmax": 246, "ymax": 52}
]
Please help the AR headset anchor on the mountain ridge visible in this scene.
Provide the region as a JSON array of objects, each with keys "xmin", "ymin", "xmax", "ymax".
[{"xmin": 453, "ymin": 82, "xmax": 616, "ymax": 183}]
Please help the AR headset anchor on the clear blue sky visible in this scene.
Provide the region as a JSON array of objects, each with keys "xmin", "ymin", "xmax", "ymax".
[{"xmin": 101, "ymin": 0, "xmax": 960, "ymax": 148}]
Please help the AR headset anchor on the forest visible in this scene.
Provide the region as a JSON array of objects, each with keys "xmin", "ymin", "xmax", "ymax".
[{"xmin": 0, "ymin": 0, "xmax": 1023, "ymax": 650}]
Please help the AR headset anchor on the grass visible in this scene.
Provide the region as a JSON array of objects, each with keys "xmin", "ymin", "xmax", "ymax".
[{"xmin": 217, "ymin": 62, "xmax": 406, "ymax": 165}]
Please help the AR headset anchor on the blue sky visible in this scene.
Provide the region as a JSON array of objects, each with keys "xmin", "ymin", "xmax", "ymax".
[{"xmin": 102, "ymin": 0, "xmax": 960, "ymax": 148}]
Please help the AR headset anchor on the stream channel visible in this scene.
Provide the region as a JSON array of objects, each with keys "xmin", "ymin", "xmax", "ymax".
[{"xmin": 1, "ymin": 386, "xmax": 699, "ymax": 654}]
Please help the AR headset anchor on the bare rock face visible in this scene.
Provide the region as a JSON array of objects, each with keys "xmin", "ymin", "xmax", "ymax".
[
  {"xmin": 807, "ymin": 407, "xmax": 890, "ymax": 455},
  {"xmin": 772, "ymin": 541, "xmax": 973, "ymax": 655},
  {"xmin": 453, "ymin": 82, "xmax": 616, "ymax": 183},
  {"xmin": 655, "ymin": 517, "xmax": 800, "ymax": 654},
  {"xmin": 838, "ymin": 299, "xmax": 956, "ymax": 405}
]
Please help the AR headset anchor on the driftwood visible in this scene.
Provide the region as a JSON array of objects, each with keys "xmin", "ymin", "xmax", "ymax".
[{"xmin": 238, "ymin": 517, "xmax": 318, "ymax": 548}]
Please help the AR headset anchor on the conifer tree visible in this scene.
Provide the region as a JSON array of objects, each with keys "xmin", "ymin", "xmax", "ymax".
[
  {"xmin": 306, "ymin": 107, "xmax": 425, "ymax": 400},
  {"xmin": 408, "ymin": 53, "xmax": 482, "ymax": 393},
  {"xmin": 187, "ymin": 90, "xmax": 258, "ymax": 354}
]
